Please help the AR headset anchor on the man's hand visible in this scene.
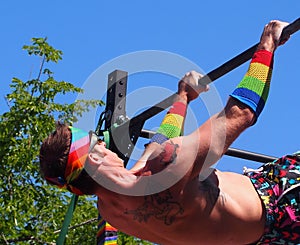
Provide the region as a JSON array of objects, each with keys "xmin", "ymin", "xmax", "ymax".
[
  {"xmin": 178, "ymin": 71, "xmax": 209, "ymax": 103},
  {"xmin": 257, "ymin": 20, "xmax": 290, "ymax": 53}
]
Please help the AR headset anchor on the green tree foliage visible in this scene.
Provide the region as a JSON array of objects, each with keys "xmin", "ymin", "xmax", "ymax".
[
  {"xmin": 117, "ymin": 232, "xmax": 153, "ymax": 245},
  {"xmin": 0, "ymin": 37, "xmax": 154, "ymax": 245},
  {"xmin": 0, "ymin": 37, "xmax": 102, "ymax": 244}
]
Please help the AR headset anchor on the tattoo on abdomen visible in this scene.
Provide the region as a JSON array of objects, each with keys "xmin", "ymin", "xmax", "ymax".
[{"xmin": 124, "ymin": 190, "xmax": 184, "ymax": 225}]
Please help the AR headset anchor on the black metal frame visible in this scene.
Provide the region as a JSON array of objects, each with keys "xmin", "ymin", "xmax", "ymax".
[
  {"xmin": 95, "ymin": 18, "xmax": 299, "ymax": 245},
  {"xmin": 99, "ymin": 18, "xmax": 299, "ymax": 166}
]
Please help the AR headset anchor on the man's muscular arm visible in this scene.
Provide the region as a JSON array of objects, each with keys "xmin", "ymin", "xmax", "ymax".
[
  {"xmin": 178, "ymin": 20, "xmax": 290, "ymax": 179},
  {"xmin": 130, "ymin": 71, "xmax": 209, "ymax": 172}
]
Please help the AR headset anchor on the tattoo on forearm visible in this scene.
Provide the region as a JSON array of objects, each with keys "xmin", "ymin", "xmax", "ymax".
[
  {"xmin": 124, "ymin": 190, "xmax": 184, "ymax": 225},
  {"xmin": 159, "ymin": 141, "xmax": 179, "ymax": 165}
]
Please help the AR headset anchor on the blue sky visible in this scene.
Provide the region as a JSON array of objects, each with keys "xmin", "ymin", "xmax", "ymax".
[{"xmin": 1, "ymin": 1, "xmax": 299, "ymax": 174}]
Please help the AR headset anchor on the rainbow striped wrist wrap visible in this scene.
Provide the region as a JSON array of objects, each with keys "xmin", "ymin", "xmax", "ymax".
[
  {"xmin": 150, "ymin": 101, "xmax": 187, "ymax": 144},
  {"xmin": 230, "ymin": 49, "xmax": 274, "ymax": 120}
]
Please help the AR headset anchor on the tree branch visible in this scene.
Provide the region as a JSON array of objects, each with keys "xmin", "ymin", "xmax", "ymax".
[
  {"xmin": 53, "ymin": 217, "xmax": 98, "ymax": 234},
  {"xmin": 37, "ymin": 55, "xmax": 46, "ymax": 82},
  {"xmin": 1, "ymin": 233, "xmax": 9, "ymax": 245},
  {"xmin": 6, "ymin": 235, "xmax": 55, "ymax": 245}
]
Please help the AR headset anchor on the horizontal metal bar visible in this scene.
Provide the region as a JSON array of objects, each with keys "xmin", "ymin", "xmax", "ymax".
[
  {"xmin": 199, "ymin": 17, "xmax": 300, "ymax": 86},
  {"xmin": 110, "ymin": 19, "xmax": 299, "ymax": 165},
  {"xmin": 130, "ymin": 18, "xmax": 300, "ymax": 124},
  {"xmin": 141, "ymin": 129, "xmax": 277, "ymax": 163},
  {"xmin": 225, "ymin": 147, "xmax": 277, "ymax": 163}
]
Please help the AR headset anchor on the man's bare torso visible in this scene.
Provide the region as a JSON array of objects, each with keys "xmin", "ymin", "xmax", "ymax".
[{"xmin": 97, "ymin": 141, "xmax": 266, "ymax": 245}]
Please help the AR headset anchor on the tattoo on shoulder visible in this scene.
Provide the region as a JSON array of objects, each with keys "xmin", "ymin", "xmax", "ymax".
[{"xmin": 124, "ymin": 190, "xmax": 184, "ymax": 225}]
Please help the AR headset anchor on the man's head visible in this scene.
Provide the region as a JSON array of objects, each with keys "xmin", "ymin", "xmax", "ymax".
[{"xmin": 39, "ymin": 123, "xmax": 99, "ymax": 195}]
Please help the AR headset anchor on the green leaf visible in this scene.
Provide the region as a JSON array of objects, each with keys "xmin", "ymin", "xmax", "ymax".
[
  {"xmin": 1, "ymin": 36, "xmax": 149, "ymax": 245},
  {"xmin": 0, "ymin": 37, "xmax": 104, "ymax": 245}
]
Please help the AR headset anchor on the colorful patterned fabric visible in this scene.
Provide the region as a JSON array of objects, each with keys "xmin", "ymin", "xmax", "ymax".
[
  {"xmin": 150, "ymin": 101, "xmax": 187, "ymax": 144},
  {"xmin": 97, "ymin": 216, "xmax": 118, "ymax": 245},
  {"xmin": 244, "ymin": 152, "xmax": 300, "ymax": 244},
  {"xmin": 231, "ymin": 49, "xmax": 274, "ymax": 119},
  {"xmin": 45, "ymin": 126, "xmax": 89, "ymax": 195}
]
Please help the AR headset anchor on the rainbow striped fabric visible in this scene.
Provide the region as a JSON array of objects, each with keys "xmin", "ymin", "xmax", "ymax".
[
  {"xmin": 45, "ymin": 126, "xmax": 89, "ymax": 195},
  {"xmin": 155, "ymin": 101, "xmax": 187, "ymax": 141},
  {"xmin": 97, "ymin": 216, "xmax": 118, "ymax": 245},
  {"xmin": 65, "ymin": 127, "xmax": 89, "ymax": 184},
  {"xmin": 231, "ymin": 49, "xmax": 274, "ymax": 119}
]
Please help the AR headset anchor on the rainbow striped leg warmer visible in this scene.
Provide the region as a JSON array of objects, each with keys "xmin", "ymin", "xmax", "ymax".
[
  {"xmin": 97, "ymin": 215, "xmax": 118, "ymax": 245},
  {"xmin": 230, "ymin": 49, "xmax": 274, "ymax": 121},
  {"xmin": 150, "ymin": 101, "xmax": 187, "ymax": 144}
]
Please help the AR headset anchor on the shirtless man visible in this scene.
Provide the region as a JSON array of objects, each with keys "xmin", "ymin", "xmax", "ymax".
[{"xmin": 40, "ymin": 20, "xmax": 298, "ymax": 244}]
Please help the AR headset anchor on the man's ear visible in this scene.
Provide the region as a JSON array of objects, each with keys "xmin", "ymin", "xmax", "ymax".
[{"xmin": 88, "ymin": 152, "xmax": 100, "ymax": 164}]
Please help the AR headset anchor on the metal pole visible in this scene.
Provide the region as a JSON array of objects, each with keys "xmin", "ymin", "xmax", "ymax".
[
  {"xmin": 199, "ymin": 17, "xmax": 300, "ymax": 85},
  {"xmin": 132, "ymin": 18, "xmax": 300, "ymax": 119},
  {"xmin": 141, "ymin": 129, "xmax": 277, "ymax": 163}
]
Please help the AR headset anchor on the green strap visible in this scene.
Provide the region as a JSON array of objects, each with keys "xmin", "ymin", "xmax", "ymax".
[
  {"xmin": 56, "ymin": 131, "xmax": 110, "ymax": 245},
  {"xmin": 103, "ymin": 130, "xmax": 110, "ymax": 149},
  {"xmin": 56, "ymin": 194, "xmax": 78, "ymax": 245}
]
